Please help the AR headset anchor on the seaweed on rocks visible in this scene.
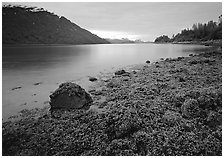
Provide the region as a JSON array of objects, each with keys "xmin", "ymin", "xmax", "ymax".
[{"xmin": 2, "ymin": 49, "xmax": 222, "ymax": 156}]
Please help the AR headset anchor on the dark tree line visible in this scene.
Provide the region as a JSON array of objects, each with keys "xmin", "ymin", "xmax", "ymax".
[{"xmin": 155, "ymin": 15, "xmax": 222, "ymax": 43}]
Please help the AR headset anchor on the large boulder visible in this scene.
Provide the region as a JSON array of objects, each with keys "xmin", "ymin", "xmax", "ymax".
[{"xmin": 49, "ymin": 82, "xmax": 93, "ymax": 110}]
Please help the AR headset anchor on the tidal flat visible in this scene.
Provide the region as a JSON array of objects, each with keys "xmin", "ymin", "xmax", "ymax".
[{"xmin": 2, "ymin": 47, "xmax": 222, "ymax": 156}]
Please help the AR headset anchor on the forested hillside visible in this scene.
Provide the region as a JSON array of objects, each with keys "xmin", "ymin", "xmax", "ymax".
[
  {"xmin": 3, "ymin": 5, "xmax": 109, "ymax": 45},
  {"xmin": 155, "ymin": 15, "xmax": 222, "ymax": 43}
]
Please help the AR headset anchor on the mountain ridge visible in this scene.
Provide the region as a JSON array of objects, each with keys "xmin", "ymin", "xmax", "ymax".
[{"xmin": 3, "ymin": 5, "xmax": 110, "ymax": 45}]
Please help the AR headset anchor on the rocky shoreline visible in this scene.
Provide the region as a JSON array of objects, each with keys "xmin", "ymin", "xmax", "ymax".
[{"xmin": 2, "ymin": 47, "xmax": 222, "ymax": 156}]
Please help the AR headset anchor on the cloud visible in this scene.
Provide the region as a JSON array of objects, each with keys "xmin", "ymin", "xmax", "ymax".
[{"xmin": 4, "ymin": 2, "xmax": 222, "ymax": 41}]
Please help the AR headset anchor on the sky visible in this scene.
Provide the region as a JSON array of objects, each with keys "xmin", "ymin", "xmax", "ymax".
[{"xmin": 4, "ymin": 2, "xmax": 222, "ymax": 41}]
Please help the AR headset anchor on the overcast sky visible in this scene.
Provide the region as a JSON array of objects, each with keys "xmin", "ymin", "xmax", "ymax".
[{"xmin": 4, "ymin": 2, "xmax": 222, "ymax": 41}]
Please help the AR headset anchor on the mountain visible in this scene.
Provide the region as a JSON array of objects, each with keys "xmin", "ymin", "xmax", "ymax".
[
  {"xmin": 105, "ymin": 38, "xmax": 146, "ymax": 44},
  {"xmin": 134, "ymin": 39, "xmax": 145, "ymax": 43},
  {"xmin": 2, "ymin": 5, "xmax": 110, "ymax": 45},
  {"xmin": 105, "ymin": 38, "xmax": 135, "ymax": 44}
]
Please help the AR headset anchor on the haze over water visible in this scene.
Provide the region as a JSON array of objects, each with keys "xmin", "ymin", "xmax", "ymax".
[{"xmin": 2, "ymin": 43, "xmax": 210, "ymax": 121}]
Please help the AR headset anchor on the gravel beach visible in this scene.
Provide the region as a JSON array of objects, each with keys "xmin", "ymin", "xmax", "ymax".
[{"xmin": 2, "ymin": 47, "xmax": 222, "ymax": 156}]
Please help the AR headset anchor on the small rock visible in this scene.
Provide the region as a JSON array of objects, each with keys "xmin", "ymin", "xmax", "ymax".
[
  {"xmin": 146, "ymin": 60, "xmax": 150, "ymax": 64},
  {"xmin": 11, "ymin": 86, "xmax": 22, "ymax": 91},
  {"xmin": 177, "ymin": 57, "xmax": 184, "ymax": 60},
  {"xmin": 189, "ymin": 60, "xmax": 198, "ymax": 65},
  {"xmin": 88, "ymin": 89, "xmax": 96, "ymax": 94},
  {"xmin": 179, "ymin": 77, "xmax": 186, "ymax": 82},
  {"xmin": 189, "ymin": 54, "xmax": 194, "ymax": 56},
  {"xmin": 89, "ymin": 77, "xmax": 97, "ymax": 82},
  {"xmin": 157, "ymin": 78, "xmax": 163, "ymax": 82},
  {"xmin": 203, "ymin": 59, "xmax": 210, "ymax": 63},
  {"xmin": 33, "ymin": 82, "xmax": 42, "ymax": 86},
  {"xmin": 165, "ymin": 58, "xmax": 170, "ymax": 61},
  {"xmin": 115, "ymin": 70, "xmax": 126, "ymax": 75},
  {"xmin": 122, "ymin": 72, "xmax": 131, "ymax": 77},
  {"xmin": 132, "ymin": 70, "xmax": 137, "ymax": 74},
  {"xmin": 160, "ymin": 58, "xmax": 164, "ymax": 60}
]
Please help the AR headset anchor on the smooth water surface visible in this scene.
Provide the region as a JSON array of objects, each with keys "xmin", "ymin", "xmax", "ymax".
[{"xmin": 2, "ymin": 43, "xmax": 210, "ymax": 120}]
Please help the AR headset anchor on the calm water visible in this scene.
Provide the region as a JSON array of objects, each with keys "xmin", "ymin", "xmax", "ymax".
[{"xmin": 2, "ymin": 43, "xmax": 210, "ymax": 120}]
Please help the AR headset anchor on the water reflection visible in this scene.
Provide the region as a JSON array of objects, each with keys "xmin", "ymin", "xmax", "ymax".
[{"xmin": 2, "ymin": 43, "xmax": 210, "ymax": 120}]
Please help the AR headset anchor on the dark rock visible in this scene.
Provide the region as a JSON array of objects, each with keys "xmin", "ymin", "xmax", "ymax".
[
  {"xmin": 189, "ymin": 60, "xmax": 198, "ymax": 65},
  {"xmin": 203, "ymin": 59, "xmax": 209, "ymax": 63},
  {"xmin": 11, "ymin": 86, "xmax": 22, "ymax": 90},
  {"xmin": 179, "ymin": 77, "xmax": 186, "ymax": 82},
  {"xmin": 189, "ymin": 54, "xmax": 194, "ymax": 56},
  {"xmin": 177, "ymin": 57, "xmax": 184, "ymax": 60},
  {"xmin": 49, "ymin": 82, "xmax": 92, "ymax": 110},
  {"xmin": 115, "ymin": 70, "xmax": 127, "ymax": 75},
  {"xmin": 146, "ymin": 60, "xmax": 150, "ymax": 64},
  {"xmin": 88, "ymin": 89, "xmax": 96, "ymax": 94},
  {"xmin": 33, "ymin": 82, "xmax": 42, "ymax": 85},
  {"xmin": 165, "ymin": 58, "xmax": 177, "ymax": 62},
  {"xmin": 115, "ymin": 70, "xmax": 126, "ymax": 75},
  {"xmin": 160, "ymin": 58, "xmax": 164, "ymax": 60},
  {"xmin": 122, "ymin": 72, "xmax": 131, "ymax": 77},
  {"xmin": 89, "ymin": 77, "xmax": 97, "ymax": 82},
  {"xmin": 157, "ymin": 78, "xmax": 163, "ymax": 82}
]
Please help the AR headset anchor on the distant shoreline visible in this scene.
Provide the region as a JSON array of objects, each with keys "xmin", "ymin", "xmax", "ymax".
[
  {"xmin": 2, "ymin": 41, "xmax": 215, "ymax": 47},
  {"xmin": 154, "ymin": 39, "xmax": 222, "ymax": 47}
]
